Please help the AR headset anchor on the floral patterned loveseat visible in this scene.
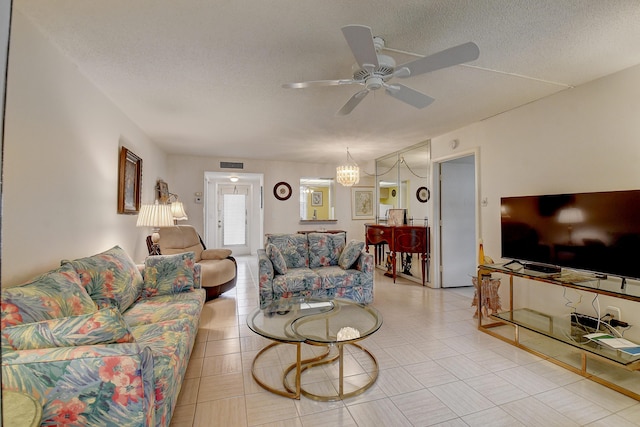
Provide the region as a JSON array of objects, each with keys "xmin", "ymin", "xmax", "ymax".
[
  {"xmin": 1, "ymin": 245, "xmax": 204, "ymax": 427},
  {"xmin": 258, "ymin": 233, "xmax": 373, "ymax": 308}
]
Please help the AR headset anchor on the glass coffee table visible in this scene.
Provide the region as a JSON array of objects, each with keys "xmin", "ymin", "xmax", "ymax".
[{"xmin": 247, "ymin": 298, "xmax": 382, "ymax": 401}]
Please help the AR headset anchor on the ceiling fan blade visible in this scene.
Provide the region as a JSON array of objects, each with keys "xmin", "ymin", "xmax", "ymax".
[
  {"xmin": 336, "ymin": 89, "xmax": 369, "ymax": 115},
  {"xmin": 398, "ymin": 42, "xmax": 479, "ymax": 77},
  {"xmin": 282, "ymin": 79, "xmax": 355, "ymax": 89},
  {"xmin": 341, "ymin": 25, "xmax": 379, "ymax": 70},
  {"xmin": 385, "ymin": 84, "xmax": 435, "ymax": 109}
]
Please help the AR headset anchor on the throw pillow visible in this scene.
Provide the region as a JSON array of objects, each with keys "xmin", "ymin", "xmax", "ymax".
[
  {"xmin": 1, "ymin": 263, "xmax": 96, "ymax": 328},
  {"xmin": 266, "ymin": 243, "xmax": 287, "ymax": 275},
  {"xmin": 65, "ymin": 246, "xmax": 143, "ymax": 312},
  {"xmin": 143, "ymin": 252, "xmax": 196, "ymax": 298},
  {"xmin": 2, "ymin": 307, "xmax": 135, "ymax": 350},
  {"xmin": 338, "ymin": 240, "xmax": 365, "ymax": 270}
]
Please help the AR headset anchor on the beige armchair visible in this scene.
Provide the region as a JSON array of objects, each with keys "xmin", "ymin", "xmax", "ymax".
[{"xmin": 157, "ymin": 225, "xmax": 237, "ymax": 300}]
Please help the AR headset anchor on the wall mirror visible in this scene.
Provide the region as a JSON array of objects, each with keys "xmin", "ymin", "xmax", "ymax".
[
  {"xmin": 299, "ymin": 177, "xmax": 335, "ymax": 221},
  {"xmin": 375, "ymin": 141, "xmax": 431, "ymax": 225}
]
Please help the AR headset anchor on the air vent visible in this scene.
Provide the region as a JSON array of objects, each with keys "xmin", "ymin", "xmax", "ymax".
[{"xmin": 220, "ymin": 162, "xmax": 244, "ymax": 169}]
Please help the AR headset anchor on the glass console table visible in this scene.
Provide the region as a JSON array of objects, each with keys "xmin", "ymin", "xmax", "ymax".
[{"xmin": 477, "ymin": 263, "xmax": 640, "ymax": 399}]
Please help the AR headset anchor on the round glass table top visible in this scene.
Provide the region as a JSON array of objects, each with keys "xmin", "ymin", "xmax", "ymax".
[{"xmin": 247, "ymin": 298, "xmax": 382, "ymax": 344}]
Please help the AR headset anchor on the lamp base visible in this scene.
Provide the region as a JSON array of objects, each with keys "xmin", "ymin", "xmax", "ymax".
[{"xmin": 150, "ymin": 229, "xmax": 161, "ymax": 256}]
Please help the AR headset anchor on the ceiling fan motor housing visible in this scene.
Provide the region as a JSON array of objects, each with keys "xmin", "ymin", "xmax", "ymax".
[{"xmin": 353, "ymin": 53, "xmax": 396, "ymax": 90}]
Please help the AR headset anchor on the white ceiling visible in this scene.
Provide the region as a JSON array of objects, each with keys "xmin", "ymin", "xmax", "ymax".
[{"xmin": 13, "ymin": 0, "xmax": 640, "ymax": 165}]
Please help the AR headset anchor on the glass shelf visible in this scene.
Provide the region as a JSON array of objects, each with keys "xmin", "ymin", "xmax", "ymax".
[
  {"xmin": 492, "ymin": 308, "xmax": 640, "ymax": 367},
  {"xmin": 480, "ymin": 263, "xmax": 640, "ymax": 302}
]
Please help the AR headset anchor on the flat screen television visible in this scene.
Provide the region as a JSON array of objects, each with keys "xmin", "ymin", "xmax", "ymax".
[{"xmin": 500, "ymin": 189, "xmax": 640, "ymax": 280}]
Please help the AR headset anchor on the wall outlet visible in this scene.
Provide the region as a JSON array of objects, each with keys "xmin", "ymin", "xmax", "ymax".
[{"xmin": 606, "ymin": 306, "xmax": 621, "ymax": 322}]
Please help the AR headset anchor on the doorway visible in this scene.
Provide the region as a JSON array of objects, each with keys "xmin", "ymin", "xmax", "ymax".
[
  {"xmin": 434, "ymin": 153, "xmax": 478, "ymax": 288},
  {"xmin": 204, "ymin": 172, "xmax": 263, "ymax": 256}
]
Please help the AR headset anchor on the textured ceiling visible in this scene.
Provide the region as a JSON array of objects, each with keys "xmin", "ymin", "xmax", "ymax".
[{"xmin": 13, "ymin": 0, "xmax": 640, "ymax": 165}]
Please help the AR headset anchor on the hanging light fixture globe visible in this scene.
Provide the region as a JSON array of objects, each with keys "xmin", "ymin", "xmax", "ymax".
[{"xmin": 336, "ymin": 148, "xmax": 360, "ymax": 187}]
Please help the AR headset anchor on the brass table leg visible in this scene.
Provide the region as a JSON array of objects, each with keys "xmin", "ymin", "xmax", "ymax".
[{"xmin": 284, "ymin": 342, "xmax": 379, "ymax": 402}]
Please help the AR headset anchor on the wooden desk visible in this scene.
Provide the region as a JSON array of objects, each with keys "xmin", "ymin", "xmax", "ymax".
[{"xmin": 365, "ymin": 224, "xmax": 430, "ymax": 285}]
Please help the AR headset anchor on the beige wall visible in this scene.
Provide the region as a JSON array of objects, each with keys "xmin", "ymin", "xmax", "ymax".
[
  {"xmin": 1, "ymin": 11, "xmax": 168, "ymax": 286},
  {"xmin": 166, "ymin": 154, "xmax": 376, "ymax": 244},
  {"xmin": 431, "ymin": 64, "xmax": 640, "ymax": 339}
]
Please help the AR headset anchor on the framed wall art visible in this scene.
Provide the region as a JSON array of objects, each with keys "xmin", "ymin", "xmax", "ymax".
[
  {"xmin": 387, "ymin": 209, "xmax": 407, "ymax": 226},
  {"xmin": 157, "ymin": 180, "xmax": 169, "ymax": 203},
  {"xmin": 117, "ymin": 146, "xmax": 142, "ymax": 214},
  {"xmin": 351, "ymin": 186, "xmax": 374, "ymax": 220},
  {"xmin": 311, "ymin": 191, "xmax": 323, "ymax": 206}
]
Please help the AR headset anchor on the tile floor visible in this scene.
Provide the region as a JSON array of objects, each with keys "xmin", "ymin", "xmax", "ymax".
[{"xmin": 170, "ymin": 256, "xmax": 640, "ymax": 426}]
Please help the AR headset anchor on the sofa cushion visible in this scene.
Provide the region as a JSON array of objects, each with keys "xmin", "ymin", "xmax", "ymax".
[
  {"xmin": 1, "ymin": 263, "xmax": 96, "ymax": 327},
  {"xmin": 308, "ymin": 233, "xmax": 346, "ymax": 268},
  {"xmin": 65, "ymin": 245, "xmax": 143, "ymax": 312},
  {"xmin": 2, "ymin": 307, "xmax": 134, "ymax": 350},
  {"xmin": 123, "ymin": 290, "xmax": 205, "ymax": 327},
  {"xmin": 272, "ymin": 268, "xmax": 321, "ymax": 294},
  {"xmin": 338, "ymin": 240, "xmax": 365, "ymax": 270},
  {"xmin": 265, "ymin": 234, "xmax": 308, "ymax": 268},
  {"xmin": 143, "ymin": 252, "xmax": 196, "ymax": 298},
  {"xmin": 313, "ymin": 265, "xmax": 359, "ymax": 290},
  {"xmin": 266, "ymin": 243, "xmax": 287, "ymax": 274}
]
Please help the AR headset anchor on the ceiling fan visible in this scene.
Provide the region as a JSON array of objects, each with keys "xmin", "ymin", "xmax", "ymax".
[{"xmin": 283, "ymin": 25, "xmax": 480, "ymax": 115}]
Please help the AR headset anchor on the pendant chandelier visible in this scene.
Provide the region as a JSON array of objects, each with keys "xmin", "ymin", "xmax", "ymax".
[{"xmin": 336, "ymin": 147, "xmax": 360, "ymax": 187}]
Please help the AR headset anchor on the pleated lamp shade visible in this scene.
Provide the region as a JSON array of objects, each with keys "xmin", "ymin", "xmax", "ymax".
[{"xmin": 136, "ymin": 203, "xmax": 174, "ymax": 247}]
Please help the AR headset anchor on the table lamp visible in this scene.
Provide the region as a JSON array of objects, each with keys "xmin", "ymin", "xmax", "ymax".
[{"xmin": 136, "ymin": 202, "xmax": 174, "ymax": 255}]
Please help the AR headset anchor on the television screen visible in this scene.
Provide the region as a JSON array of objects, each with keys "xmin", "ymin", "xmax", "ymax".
[{"xmin": 501, "ymin": 190, "xmax": 640, "ymax": 280}]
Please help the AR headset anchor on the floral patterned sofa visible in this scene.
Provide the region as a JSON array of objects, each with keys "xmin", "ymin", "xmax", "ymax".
[
  {"xmin": 1, "ymin": 245, "xmax": 204, "ymax": 427},
  {"xmin": 258, "ymin": 232, "xmax": 373, "ymax": 308}
]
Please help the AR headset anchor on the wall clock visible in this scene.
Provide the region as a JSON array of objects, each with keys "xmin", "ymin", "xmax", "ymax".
[
  {"xmin": 273, "ymin": 182, "xmax": 292, "ymax": 201},
  {"xmin": 416, "ymin": 186, "xmax": 431, "ymax": 203}
]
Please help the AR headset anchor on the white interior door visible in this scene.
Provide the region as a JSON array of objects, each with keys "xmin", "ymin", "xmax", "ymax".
[
  {"xmin": 216, "ymin": 183, "xmax": 251, "ymax": 255},
  {"xmin": 439, "ymin": 156, "xmax": 476, "ymax": 287},
  {"xmin": 205, "ymin": 172, "xmax": 263, "ymax": 256}
]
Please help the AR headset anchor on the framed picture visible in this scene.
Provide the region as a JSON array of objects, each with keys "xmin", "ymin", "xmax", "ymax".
[
  {"xmin": 387, "ymin": 209, "xmax": 407, "ymax": 226},
  {"xmin": 311, "ymin": 191, "xmax": 323, "ymax": 206},
  {"xmin": 351, "ymin": 187, "xmax": 374, "ymax": 220},
  {"xmin": 157, "ymin": 180, "xmax": 169, "ymax": 203},
  {"xmin": 117, "ymin": 146, "xmax": 142, "ymax": 214}
]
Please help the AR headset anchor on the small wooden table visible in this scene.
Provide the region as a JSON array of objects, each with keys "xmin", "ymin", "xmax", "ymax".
[{"xmin": 365, "ymin": 224, "xmax": 430, "ymax": 285}]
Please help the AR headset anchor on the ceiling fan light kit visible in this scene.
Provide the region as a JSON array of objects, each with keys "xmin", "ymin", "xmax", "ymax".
[{"xmin": 283, "ymin": 24, "xmax": 480, "ymax": 115}]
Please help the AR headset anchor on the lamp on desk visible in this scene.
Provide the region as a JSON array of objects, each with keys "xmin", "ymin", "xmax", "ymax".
[{"xmin": 136, "ymin": 201, "xmax": 174, "ymax": 255}]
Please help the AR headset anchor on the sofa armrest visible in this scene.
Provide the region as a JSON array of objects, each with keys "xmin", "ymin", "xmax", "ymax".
[
  {"xmin": 257, "ymin": 249, "xmax": 275, "ymax": 308},
  {"xmin": 2, "ymin": 343, "xmax": 155, "ymax": 426},
  {"xmin": 201, "ymin": 249, "xmax": 232, "ymax": 260}
]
